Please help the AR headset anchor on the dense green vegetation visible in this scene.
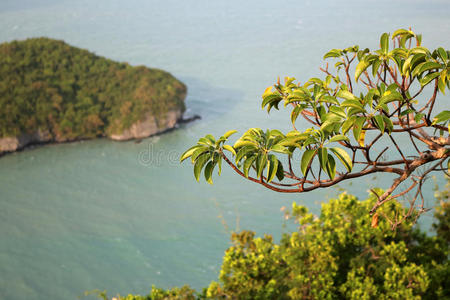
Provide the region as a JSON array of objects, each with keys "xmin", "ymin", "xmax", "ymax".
[
  {"xmin": 100, "ymin": 180, "xmax": 449, "ymax": 299},
  {"xmin": 0, "ymin": 37, "xmax": 186, "ymax": 140}
]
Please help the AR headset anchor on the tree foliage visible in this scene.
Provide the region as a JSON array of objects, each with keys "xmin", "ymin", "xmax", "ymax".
[
  {"xmin": 0, "ymin": 38, "xmax": 186, "ymax": 140},
  {"xmin": 181, "ymin": 29, "xmax": 450, "ymax": 225},
  {"xmin": 106, "ymin": 182, "xmax": 450, "ymax": 299}
]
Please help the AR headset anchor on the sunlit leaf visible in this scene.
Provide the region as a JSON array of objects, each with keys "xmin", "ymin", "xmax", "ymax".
[
  {"xmin": 329, "ymin": 147, "xmax": 352, "ymax": 172},
  {"xmin": 301, "ymin": 149, "xmax": 316, "ymax": 176},
  {"xmin": 432, "ymin": 110, "xmax": 450, "ymax": 125},
  {"xmin": 192, "ymin": 147, "xmax": 212, "ymax": 163},
  {"xmin": 355, "ymin": 59, "xmax": 370, "ymax": 82},
  {"xmin": 256, "ymin": 153, "xmax": 268, "ymax": 179},
  {"xmin": 180, "ymin": 145, "xmax": 202, "ymax": 162},
  {"xmin": 318, "ymin": 147, "xmax": 328, "ymax": 169},
  {"xmin": 223, "ymin": 145, "xmax": 236, "ymax": 156},
  {"xmin": 337, "ymin": 90, "xmax": 359, "ymax": 101},
  {"xmin": 266, "ymin": 154, "xmax": 279, "ymax": 183},
  {"xmin": 243, "ymin": 155, "xmax": 257, "ymax": 178},
  {"xmin": 352, "ymin": 117, "xmax": 366, "ymax": 143},
  {"xmin": 328, "ymin": 135, "xmax": 349, "ymax": 143},
  {"xmin": 204, "ymin": 161, "xmax": 216, "ymax": 184},
  {"xmin": 223, "ymin": 130, "xmax": 238, "ymax": 139},
  {"xmin": 323, "ymin": 49, "xmax": 342, "ymax": 59},
  {"xmin": 420, "ymin": 72, "xmax": 440, "ymax": 87},
  {"xmin": 325, "ymin": 154, "xmax": 336, "ymax": 179},
  {"xmin": 194, "ymin": 154, "xmax": 210, "ymax": 182},
  {"xmin": 373, "ymin": 115, "xmax": 385, "ymax": 133},
  {"xmin": 380, "ymin": 33, "xmax": 389, "ymax": 54}
]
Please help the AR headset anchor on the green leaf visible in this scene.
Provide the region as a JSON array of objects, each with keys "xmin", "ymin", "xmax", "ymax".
[
  {"xmin": 223, "ymin": 145, "xmax": 236, "ymax": 156},
  {"xmin": 277, "ymin": 136, "xmax": 302, "ymax": 148},
  {"xmin": 414, "ymin": 112, "xmax": 425, "ymax": 123},
  {"xmin": 355, "ymin": 59, "xmax": 370, "ymax": 82},
  {"xmin": 372, "ymin": 59, "xmax": 382, "ymax": 77},
  {"xmin": 380, "ymin": 33, "xmax": 389, "ymax": 54},
  {"xmin": 192, "ymin": 147, "xmax": 212, "ymax": 162},
  {"xmin": 270, "ymin": 144, "xmax": 290, "ymax": 154},
  {"xmin": 323, "ymin": 49, "xmax": 342, "ymax": 59},
  {"xmin": 234, "ymin": 139, "xmax": 258, "ymax": 148},
  {"xmin": 243, "ymin": 155, "xmax": 257, "ymax": 178},
  {"xmin": 318, "ymin": 147, "xmax": 328, "ymax": 170},
  {"xmin": 401, "ymin": 55, "xmax": 415, "ymax": 75},
  {"xmin": 204, "ymin": 161, "xmax": 215, "ymax": 184},
  {"xmin": 198, "ymin": 137, "xmax": 214, "ymax": 146},
  {"xmin": 373, "ymin": 115, "xmax": 385, "ymax": 133},
  {"xmin": 437, "ymin": 47, "xmax": 448, "ymax": 61},
  {"xmin": 223, "ymin": 130, "xmax": 238, "ymax": 139},
  {"xmin": 409, "ymin": 53, "xmax": 426, "ymax": 70},
  {"xmin": 438, "ymin": 71, "xmax": 447, "ymax": 94},
  {"xmin": 392, "ymin": 29, "xmax": 413, "ymax": 39},
  {"xmin": 347, "ymin": 107, "xmax": 366, "ymax": 117},
  {"xmin": 256, "ymin": 153, "xmax": 268, "ymax": 179},
  {"xmin": 194, "ymin": 154, "xmax": 210, "ymax": 182},
  {"xmin": 291, "ymin": 105, "xmax": 304, "ymax": 125},
  {"xmin": 420, "ymin": 72, "xmax": 440, "ymax": 87},
  {"xmin": 321, "ymin": 113, "xmax": 342, "ymax": 124},
  {"xmin": 341, "ymin": 100, "xmax": 364, "ymax": 110},
  {"xmin": 378, "ymin": 91, "xmax": 403, "ymax": 106},
  {"xmin": 353, "ymin": 117, "xmax": 366, "ymax": 143},
  {"xmin": 329, "ymin": 147, "xmax": 352, "ymax": 172},
  {"xmin": 276, "ymin": 160, "xmax": 285, "ymax": 181},
  {"xmin": 205, "ymin": 134, "xmax": 216, "ymax": 144},
  {"xmin": 328, "ymin": 135, "xmax": 349, "ymax": 143},
  {"xmin": 261, "ymin": 93, "xmax": 282, "ymax": 110},
  {"xmin": 217, "ymin": 156, "xmax": 222, "ymax": 175},
  {"xmin": 410, "ymin": 46, "xmax": 430, "ymax": 56},
  {"xmin": 357, "ymin": 48, "xmax": 370, "ymax": 60},
  {"xmin": 236, "ymin": 146, "xmax": 256, "ymax": 164},
  {"xmin": 266, "ymin": 154, "xmax": 279, "ymax": 183},
  {"xmin": 180, "ymin": 145, "xmax": 202, "ymax": 162},
  {"xmin": 358, "ymin": 130, "xmax": 366, "ymax": 147},
  {"xmin": 329, "ymin": 106, "xmax": 347, "ymax": 119},
  {"xmin": 382, "ymin": 116, "xmax": 394, "ymax": 134},
  {"xmin": 319, "ymin": 95, "xmax": 340, "ymax": 105},
  {"xmin": 418, "ymin": 62, "xmax": 442, "ymax": 74},
  {"xmin": 301, "ymin": 149, "xmax": 316, "ymax": 176},
  {"xmin": 432, "ymin": 110, "xmax": 450, "ymax": 125},
  {"xmin": 325, "ymin": 154, "xmax": 336, "ymax": 179},
  {"xmin": 363, "ymin": 89, "xmax": 376, "ymax": 109},
  {"xmin": 342, "ymin": 116, "xmax": 357, "ymax": 134},
  {"xmin": 337, "ymin": 90, "xmax": 359, "ymax": 101}
]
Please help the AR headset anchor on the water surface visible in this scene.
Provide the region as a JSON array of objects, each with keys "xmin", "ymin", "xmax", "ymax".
[{"xmin": 0, "ymin": 1, "xmax": 449, "ymax": 299}]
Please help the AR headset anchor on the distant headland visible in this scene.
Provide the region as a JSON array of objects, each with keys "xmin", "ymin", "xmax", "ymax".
[{"xmin": 0, "ymin": 37, "xmax": 195, "ymax": 155}]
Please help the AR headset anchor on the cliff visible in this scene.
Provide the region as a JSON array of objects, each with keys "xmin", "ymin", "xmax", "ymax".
[{"xmin": 0, "ymin": 37, "xmax": 187, "ymax": 154}]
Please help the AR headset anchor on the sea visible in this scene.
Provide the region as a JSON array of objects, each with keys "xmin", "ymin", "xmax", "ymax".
[{"xmin": 0, "ymin": 0, "xmax": 449, "ymax": 299}]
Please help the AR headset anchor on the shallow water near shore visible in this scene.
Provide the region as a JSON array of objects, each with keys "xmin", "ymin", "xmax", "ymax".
[{"xmin": 0, "ymin": 0, "xmax": 449, "ymax": 299}]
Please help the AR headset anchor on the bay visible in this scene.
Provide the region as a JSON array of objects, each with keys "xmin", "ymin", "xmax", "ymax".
[{"xmin": 0, "ymin": 0, "xmax": 449, "ymax": 299}]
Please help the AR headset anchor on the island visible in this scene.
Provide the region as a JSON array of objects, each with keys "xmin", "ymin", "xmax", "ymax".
[{"xmin": 0, "ymin": 37, "xmax": 188, "ymax": 154}]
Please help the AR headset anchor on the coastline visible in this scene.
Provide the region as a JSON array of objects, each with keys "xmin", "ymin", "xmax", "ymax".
[{"xmin": 0, "ymin": 114, "xmax": 201, "ymax": 158}]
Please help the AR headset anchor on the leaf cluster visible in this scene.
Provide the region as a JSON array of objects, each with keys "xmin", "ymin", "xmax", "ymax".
[{"xmin": 181, "ymin": 29, "xmax": 450, "ymax": 217}]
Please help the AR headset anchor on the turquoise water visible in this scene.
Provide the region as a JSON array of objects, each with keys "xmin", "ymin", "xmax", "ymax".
[{"xmin": 0, "ymin": 1, "xmax": 449, "ymax": 299}]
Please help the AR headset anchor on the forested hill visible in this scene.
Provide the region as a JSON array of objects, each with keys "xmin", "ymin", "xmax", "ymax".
[{"xmin": 0, "ymin": 37, "xmax": 186, "ymax": 145}]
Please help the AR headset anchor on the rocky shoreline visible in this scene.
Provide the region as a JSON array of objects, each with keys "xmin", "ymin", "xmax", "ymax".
[{"xmin": 0, "ymin": 111, "xmax": 201, "ymax": 156}]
